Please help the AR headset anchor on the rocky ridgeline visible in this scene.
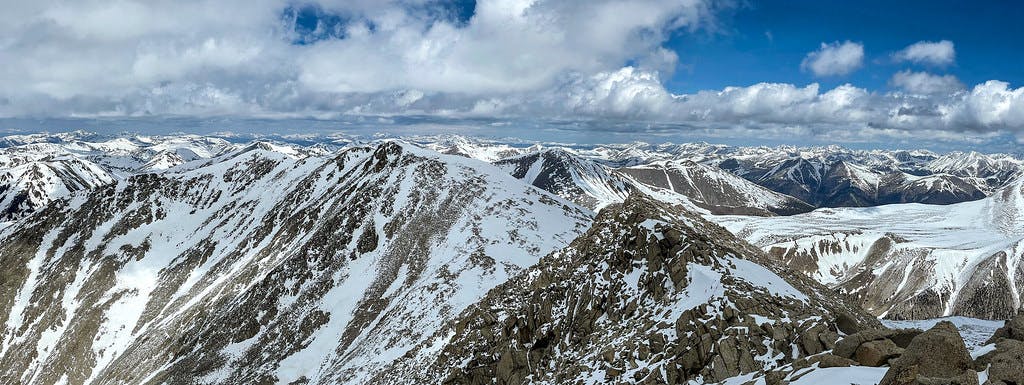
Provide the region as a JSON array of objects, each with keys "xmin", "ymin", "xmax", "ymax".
[
  {"xmin": 371, "ymin": 194, "xmax": 881, "ymax": 384},
  {"xmin": 0, "ymin": 142, "xmax": 593, "ymax": 385}
]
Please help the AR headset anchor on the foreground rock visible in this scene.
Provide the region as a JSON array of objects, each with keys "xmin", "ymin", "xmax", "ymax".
[
  {"xmin": 879, "ymin": 321, "xmax": 978, "ymax": 385},
  {"xmin": 977, "ymin": 311, "xmax": 1024, "ymax": 385},
  {"xmin": 977, "ymin": 339, "xmax": 1024, "ymax": 385},
  {"xmin": 374, "ymin": 193, "xmax": 879, "ymax": 384},
  {"xmin": 855, "ymin": 339, "xmax": 903, "ymax": 367},
  {"xmin": 833, "ymin": 328, "xmax": 921, "ymax": 366}
]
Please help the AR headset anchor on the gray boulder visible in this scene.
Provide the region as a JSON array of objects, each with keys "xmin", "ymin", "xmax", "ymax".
[{"xmin": 879, "ymin": 321, "xmax": 978, "ymax": 385}]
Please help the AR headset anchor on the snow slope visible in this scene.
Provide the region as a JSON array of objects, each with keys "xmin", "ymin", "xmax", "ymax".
[{"xmin": 719, "ymin": 175, "xmax": 1024, "ymax": 319}]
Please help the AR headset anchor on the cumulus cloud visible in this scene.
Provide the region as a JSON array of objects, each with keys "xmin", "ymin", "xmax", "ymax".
[
  {"xmin": 800, "ymin": 41, "xmax": 864, "ymax": 77},
  {"xmin": 0, "ymin": 1, "xmax": 1023, "ymax": 144},
  {"xmin": 890, "ymin": 70, "xmax": 964, "ymax": 94},
  {"xmin": 0, "ymin": 0, "xmax": 714, "ymax": 117},
  {"xmin": 894, "ymin": 40, "xmax": 955, "ymax": 66},
  {"xmin": 951, "ymin": 80, "xmax": 1024, "ymax": 129}
]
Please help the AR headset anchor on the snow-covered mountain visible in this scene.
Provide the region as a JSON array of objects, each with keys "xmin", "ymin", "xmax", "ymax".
[
  {"xmin": 720, "ymin": 175, "xmax": 1024, "ymax": 320},
  {"xmin": 373, "ymin": 193, "xmax": 878, "ymax": 383},
  {"xmin": 0, "ymin": 131, "xmax": 1017, "ymax": 384},
  {"xmin": 0, "ymin": 133, "xmax": 309, "ymax": 221},
  {"xmin": 411, "ymin": 136, "xmax": 1022, "ymax": 209},
  {"xmin": 0, "ymin": 155, "xmax": 114, "ymax": 222},
  {"xmin": 0, "ymin": 141, "xmax": 593, "ymax": 384},
  {"xmin": 3, "ymin": 132, "xmax": 1019, "ymax": 223},
  {"xmin": 617, "ymin": 159, "xmax": 814, "ymax": 216},
  {"xmin": 414, "ymin": 134, "xmax": 534, "ymax": 162},
  {"xmin": 494, "ymin": 148, "xmax": 631, "ymax": 210}
]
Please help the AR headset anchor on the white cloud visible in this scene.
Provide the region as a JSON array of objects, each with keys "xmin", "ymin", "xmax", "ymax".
[
  {"xmin": 561, "ymin": 67, "xmax": 673, "ymax": 116},
  {"xmin": 800, "ymin": 41, "xmax": 864, "ymax": 77},
  {"xmin": 890, "ymin": 70, "xmax": 964, "ymax": 94},
  {"xmin": 951, "ymin": 80, "xmax": 1024, "ymax": 129},
  {"xmin": 894, "ymin": 40, "xmax": 955, "ymax": 66},
  {"xmin": 0, "ymin": 0, "xmax": 714, "ymax": 112},
  {"xmin": 0, "ymin": 1, "xmax": 1023, "ymax": 144}
]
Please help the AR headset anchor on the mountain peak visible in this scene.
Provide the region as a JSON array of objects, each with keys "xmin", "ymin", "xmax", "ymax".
[{"xmin": 395, "ymin": 191, "xmax": 877, "ymax": 384}]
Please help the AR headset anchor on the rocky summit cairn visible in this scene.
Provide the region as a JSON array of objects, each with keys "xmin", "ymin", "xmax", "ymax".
[
  {"xmin": 879, "ymin": 321, "xmax": 978, "ymax": 385},
  {"xmin": 976, "ymin": 311, "xmax": 1024, "ymax": 385}
]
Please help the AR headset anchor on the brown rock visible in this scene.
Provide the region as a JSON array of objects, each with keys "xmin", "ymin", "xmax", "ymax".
[
  {"xmin": 879, "ymin": 321, "xmax": 978, "ymax": 385},
  {"xmin": 887, "ymin": 328, "xmax": 923, "ymax": 348},
  {"xmin": 801, "ymin": 324, "xmax": 828, "ymax": 355},
  {"xmin": 836, "ymin": 312, "xmax": 862, "ymax": 335},
  {"xmin": 854, "ymin": 339, "xmax": 903, "ymax": 367},
  {"xmin": 834, "ymin": 328, "xmax": 920, "ymax": 358},
  {"xmin": 980, "ymin": 339, "xmax": 1024, "ymax": 385}
]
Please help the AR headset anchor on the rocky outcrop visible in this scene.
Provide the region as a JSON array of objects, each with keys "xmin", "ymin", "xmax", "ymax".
[
  {"xmin": 373, "ymin": 193, "xmax": 879, "ymax": 384},
  {"xmin": 879, "ymin": 321, "xmax": 978, "ymax": 385},
  {"xmin": 977, "ymin": 311, "xmax": 1024, "ymax": 385},
  {"xmin": 978, "ymin": 339, "xmax": 1024, "ymax": 385},
  {"xmin": 855, "ymin": 339, "xmax": 903, "ymax": 367},
  {"xmin": 834, "ymin": 328, "xmax": 922, "ymax": 359}
]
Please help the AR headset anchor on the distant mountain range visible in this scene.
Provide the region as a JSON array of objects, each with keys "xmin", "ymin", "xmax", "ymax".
[{"xmin": 0, "ymin": 131, "xmax": 1019, "ymax": 384}]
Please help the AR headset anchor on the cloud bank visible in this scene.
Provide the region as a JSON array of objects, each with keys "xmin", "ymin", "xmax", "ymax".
[
  {"xmin": 0, "ymin": 0, "xmax": 1022, "ymax": 146},
  {"xmin": 890, "ymin": 70, "xmax": 964, "ymax": 94}
]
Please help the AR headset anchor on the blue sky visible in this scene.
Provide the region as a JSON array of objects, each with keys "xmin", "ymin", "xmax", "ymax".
[
  {"xmin": 0, "ymin": 0, "xmax": 1022, "ymax": 151},
  {"xmin": 667, "ymin": 0, "xmax": 1023, "ymax": 93}
]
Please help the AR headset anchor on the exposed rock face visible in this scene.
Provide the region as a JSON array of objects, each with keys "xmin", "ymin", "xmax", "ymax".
[
  {"xmin": 615, "ymin": 160, "xmax": 814, "ymax": 216},
  {"xmin": 815, "ymin": 353, "xmax": 858, "ymax": 368},
  {"xmin": 836, "ymin": 311, "xmax": 863, "ymax": 334},
  {"xmin": 978, "ymin": 312, "xmax": 1024, "ymax": 385},
  {"xmin": 880, "ymin": 321, "xmax": 979, "ymax": 385},
  {"xmin": 834, "ymin": 328, "xmax": 921, "ymax": 361},
  {"xmin": 855, "ymin": 339, "xmax": 903, "ymax": 367},
  {"xmin": 373, "ymin": 194, "xmax": 878, "ymax": 384},
  {"xmin": 494, "ymin": 148, "xmax": 631, "ymax": 210}
]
